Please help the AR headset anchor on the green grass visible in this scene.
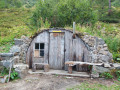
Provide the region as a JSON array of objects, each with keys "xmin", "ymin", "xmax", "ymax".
[
  {"xmin": 0, "ymin": 42, "xmax": 13, "ymax": 53},
  {"xmin": 0, "ymin": 8, "xmax": 51, "ymax": 53},
  {"xmin": 67, "ymin": 81, "xmax": 120, "ymax": 90},
  {"xmin": 0, "ymin": 8, "xmax": 36, "ymax": 52},
  {"xmin": 0, "ymin": 8, "xmax": 35, "ymax": 45}
]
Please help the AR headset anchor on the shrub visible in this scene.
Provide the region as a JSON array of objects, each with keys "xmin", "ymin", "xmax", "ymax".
[
  {"xmin": 100, "ymin": 18, "xmax": 119, "ymax": 23},
  {"xmin": 99, "ymin": 8, "xmax": 120, "ymax": 23},
  {"xmin": 0, "ymin": 0, "xmax": 22, "ymax": 9},
  {"xmin": 113, "ymin": 53, "xmax": 120, "ymax": 62},
  {"xmin": 112, "ymin": 0, "xmax": 120, "ymax": 7},
  {"xmin": 32, "ymin": 0, "xmax": 98, "ymax": 28}
]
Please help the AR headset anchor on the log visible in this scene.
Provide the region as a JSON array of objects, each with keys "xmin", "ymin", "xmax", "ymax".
[{"xmin": 65, "ymin": 61, "xmax": 103, "ymax": 66}]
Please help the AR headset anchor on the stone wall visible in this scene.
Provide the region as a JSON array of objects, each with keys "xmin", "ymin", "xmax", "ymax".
[
  {"xmin": 81, "ymin": 35, "xmax": 113, "ymax": 63},
  {"xmin": 0, "ymin": 33, "xmax": 113, "ymax": 65},
  {"xmin": 11, "ymin": 34, "xmax": 113, "ymax": 64},
  {"xmin": 10, "ymin": 36, "xmax": 31, "ymax": 63}
]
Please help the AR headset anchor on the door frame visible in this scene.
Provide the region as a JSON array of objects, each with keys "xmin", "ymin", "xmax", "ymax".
[{"xmin": 48, "ymin": 32, "xmax": 65, "ymax": 69}]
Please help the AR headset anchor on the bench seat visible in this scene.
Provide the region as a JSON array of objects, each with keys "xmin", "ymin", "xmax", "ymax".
[{"xmin": 65, "ymin": 61, "xmax": 103, "ymax": 74}]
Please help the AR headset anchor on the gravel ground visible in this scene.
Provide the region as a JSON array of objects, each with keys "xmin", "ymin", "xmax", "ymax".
[{"xmin": 0, "ymin": 74, "xmax": 116, "ymax": 90}]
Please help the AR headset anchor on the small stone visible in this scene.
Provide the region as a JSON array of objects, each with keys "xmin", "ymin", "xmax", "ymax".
[
  {"xmin": 98, "ymin": 38, "xmax": 105, "ymax": 45},
  {"xmin": 104, "ymin": 47, "xmax": 108, "ymax": 51},
  {"xmin": 112, "ymin": 63, "xmax": 120, "ymax": 68},
  {"xmin": 97, "ymin": 45, "xmax": 103, "ymax": 51},
  {"xmin": 65, "ymin": 77, "xmax": 73, "ymax": 79},
  {"xmin": 21, "ymin": 35, "xmax": 26, "ymax": 39},
  {"xmin": 104, "ymin": 63, "xmax": 111, "ymax": 68},
  {"xmin": 93, "ymin": 50, "xmax": 97, "ymax": 54},
  {"xmin": 99, "ymin": 50, "xmax": 108, "ymax": 55},
  {"xmin": 103, "ymin": 44, "xmax": 107, "ymax": 47}
]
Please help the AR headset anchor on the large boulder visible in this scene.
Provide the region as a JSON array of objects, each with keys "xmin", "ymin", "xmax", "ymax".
[
  {"xmin": 94, "ymin": 66, "xmax": 110, "ymax": 73},
  {"xmin": 1, "ymin": 60, "xmax": 14, "ymax": 68}
]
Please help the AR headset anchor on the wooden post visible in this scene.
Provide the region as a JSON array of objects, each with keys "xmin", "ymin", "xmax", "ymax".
[
  {"xmin": 68, "ymin": 66, "xmax": 72, "ymax": 74},
  {"xmin": 73, "ymin": 22, "xmax": 75, "ymax": 34},
  {"xmin": 8, "ymin": 64, "xmax": 12, "ymax": 82},
  {"xmin": 44, "ymin": 64, "xmax": 49, "ymax": 72},
  {"xmin": 32, "ymin": 64, "xmax": 36, "ymax": 72},
  {"xmin": 73, "ymin": 22, "xmax": 76, "ymax": 39}
]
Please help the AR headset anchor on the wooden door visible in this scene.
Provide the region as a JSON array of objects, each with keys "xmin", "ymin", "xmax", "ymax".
[{"xmin": 49, "ymin": 33, "xmax": 65, "ymax": 69}]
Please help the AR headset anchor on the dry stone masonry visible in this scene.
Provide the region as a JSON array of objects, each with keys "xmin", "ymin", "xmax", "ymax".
[{"xmin": 81, "ymin": 35, "xmax": 113, "ymax": 63}]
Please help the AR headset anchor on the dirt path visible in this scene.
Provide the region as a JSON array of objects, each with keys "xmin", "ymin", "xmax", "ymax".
[{"xmin": 0, "ymin": 74, "xmax": 116, "ymax": 90}]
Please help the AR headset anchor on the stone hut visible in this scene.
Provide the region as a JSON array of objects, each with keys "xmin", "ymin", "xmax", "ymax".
[{"xmin": 25, "ymin": 28, "xmax": 113, "ymax": 72}]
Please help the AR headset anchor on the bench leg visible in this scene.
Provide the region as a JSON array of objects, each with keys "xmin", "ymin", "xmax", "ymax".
[
  {"xmin": 44, "ymin": 64, "xmax": 49, "ymax": 72},
  {"xmin": 32, "ymin": 64, "xmax": 36, "ymax": 72},
  {"xmin": 68, "ymin": 66, "xmax": 72, "ymax": 74}
]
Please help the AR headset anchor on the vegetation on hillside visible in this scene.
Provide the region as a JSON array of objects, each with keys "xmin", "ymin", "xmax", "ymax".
[
  {"xmin": 0, "ymin": 0, "xmax": 120, "ymax": 61},
  {"xmin": 0, "ymin": 0, "xmax": 37, "ymax": 9},
  {"xmin": 32, "ymin": 0, "xmax": 98, "ymax": 27}
]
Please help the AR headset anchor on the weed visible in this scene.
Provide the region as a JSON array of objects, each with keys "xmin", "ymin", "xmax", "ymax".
[
  {"xmin": 100, "ymin": 72, "xmax": 113, "ymax": 79},
  {"xmin": 0, "ymin": 67, "xmax": 19, "ymax": 81}
]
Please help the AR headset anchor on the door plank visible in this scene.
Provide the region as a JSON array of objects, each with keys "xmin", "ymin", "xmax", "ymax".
[{"xmin": 49, "ymin": 33, "xmax": 65, "ymax": 69}]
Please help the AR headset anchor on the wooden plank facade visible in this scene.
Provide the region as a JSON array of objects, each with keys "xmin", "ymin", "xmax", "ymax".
[{"xmin": 26, "ymin": 29, "xmax": 91, "ymax": 71}]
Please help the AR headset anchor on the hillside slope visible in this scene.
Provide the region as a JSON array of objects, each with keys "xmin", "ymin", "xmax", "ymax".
[{"xmin": 0, "ymin": 8, "xmax": 35, "ymax": 52}]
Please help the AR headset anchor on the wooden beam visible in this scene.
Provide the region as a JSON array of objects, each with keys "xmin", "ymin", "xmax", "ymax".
[{"xmin": 65, "ymin": 61, "xmax": 103, "ymax": 66}]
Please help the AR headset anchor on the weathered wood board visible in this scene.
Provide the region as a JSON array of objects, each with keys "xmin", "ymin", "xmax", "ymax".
[
  {"xmin": 26, "ymin": 29, "xmax": 92, "ymax": 71},
  {"xmin": 64, "ymin": 31, "xmax": 73, "ymax": 70},
  {"xmin": 49, "ymin": 33, "xmax": 65, "ymax": 70}
]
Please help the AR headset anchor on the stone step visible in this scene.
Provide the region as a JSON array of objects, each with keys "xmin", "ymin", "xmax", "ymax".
[
  {"xmin": 14, "ymin": 63, "xmax": 29, "ymax": 79},
  {"xmin": 13, "ymin": 63, "xmax": 29, "ymax": 70},
  {"xmin": 28, "ymin": 69, "xmax": 90, "ymax": 77}
]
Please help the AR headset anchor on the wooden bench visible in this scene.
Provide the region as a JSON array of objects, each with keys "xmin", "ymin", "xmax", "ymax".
[
  {"xmin": 65, "ymin": 61, "xmax": 103, "ymax": 74},
  {"xmin": 32, "ymin": 63, "xmax": 49, "ymax": 72}
]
